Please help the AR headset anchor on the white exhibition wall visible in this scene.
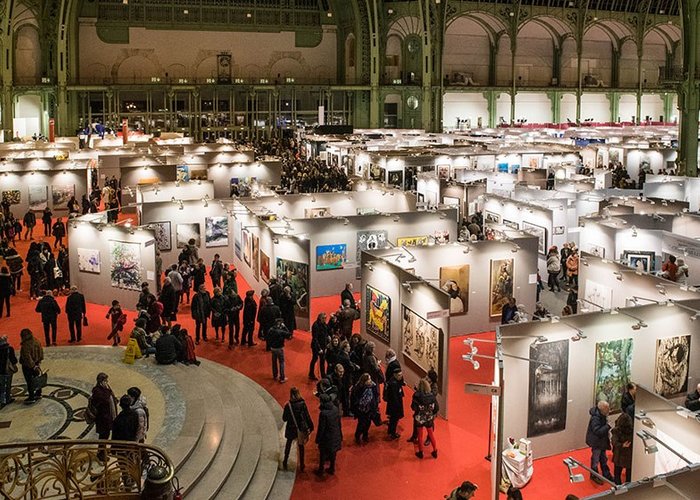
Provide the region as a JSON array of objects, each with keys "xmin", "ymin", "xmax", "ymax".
[
  {"xmin": 137, "ymin": 181, "xmax": 215, "ymax": 204},
  {"xmin": 500, "ymin": 302, "xmax": 700, "ymax": 459},
  {"xmin": 205, "ymin": 161, "xmax": 282, "ymax": 199},
  {"xmin": 644, "ymin": 175, "xmax": 700, "ymax": 212},
  {"xmin": 68, "ymin": 223, "xmax": 157, "ymax": 307},
  {"xmin": 0, "ymin": 169, "xmax": 88, "ymax": 216},
  {"xmin": 442, "ymin": 93, "xmax": 489, "ymax": 129}
]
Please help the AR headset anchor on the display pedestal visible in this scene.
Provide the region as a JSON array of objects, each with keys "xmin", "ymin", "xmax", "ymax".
[{"xmin": 502, "ymin": 447, "xmax": 533, "ymax": 489}]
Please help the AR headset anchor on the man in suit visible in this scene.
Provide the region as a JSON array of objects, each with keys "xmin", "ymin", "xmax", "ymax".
[
  {"xmin": 65, "ymin": 286, "xmax": 86, "ymax": 343},
  {"xmin": 340, "ymin": 283, "xmax": 356, "ymax": 309}
]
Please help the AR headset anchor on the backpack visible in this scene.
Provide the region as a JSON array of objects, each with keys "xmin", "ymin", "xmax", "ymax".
[
  {"xmin": 85, "ymin": 396, "xmax": 97, "ymax": 425},
  {"xmin": 357, "ymin": 387, "xmax": 374, "ymax": 414}
]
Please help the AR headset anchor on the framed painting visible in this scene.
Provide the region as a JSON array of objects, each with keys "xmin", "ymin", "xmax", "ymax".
[
  {"xmin": 150, "ymin": 221, "xmax": 171, "ymax": 252},
  {"xmin": 316, "ymin": 244, "xmax": 346, "ymax": 271},
  {"xmin": 433, "ymin": 230, "xmax": 449, "ymax": 244},
  {"xmin": 440, "ymin": 265, "xmax": 470, "ymax": 316},
  {"xmin": 77, "ymin": 248, "xmax": 101, "ymax": 274},
  {"xmin": 51, "ymin": 185, "xmax": 75, "ymax": 210},
  {"xmin": 190, "ymin": 169, "xmax": 208, "ymax": 181},
  {"xmin": 234, "ymin": 220, "xmax": 242, "ymax": 260},
  {"xmin": 176, "ymin": 165, "xmax": 190, "ymax": 182},
  {"xmin": 276, "ymin": 258, "xmax": 309, "ymax": 327},
  {"xmin": 522, "ymin": 221, "xmax": 547, "ymax": 255},
  {"xmin": 357, "ymin": 207, "xmax": 378, "ymax": 215},
  {"xmin": 503, "ymin": 219, "xmax": 519, "ymax": 230},
  {"xmin": 594, "ymin": 338, "xmax": 633, "ymax": 413},
  {"xmin": 2, "ymin": 190, "xmax": 21, "ymax": 205},
  {"xmin": 388, "ymin": 170, "xmax": 403, "ymax": 188},
  {"xmin": 252, "ymin": 234, "xmax": 260, "ymax": 281},
  {"xmin": 401, "ymin": 305, "xmax": 443, "ymax": 389},
  {"xmin": 397, "ymin": 236, "xmax": 429, "ymax": 247},
  {"xmin": 356, "ymin": 230, "xmax": 388, "ymax": 262},
  {"xmin": 176, "ymin": 223, "xmax": 201, "ymax": 248},
  {"xmin": 242, "ymin": 230, "xmax": 251, "ymax": 266},
  {"xmin": 28, "ymin": 185, "xmax": 48, "ymax": 211},
  {"xmin": 304, "ymin": 207, "xmax": 331, "ymax": 218},
  {"xmin": 485, "ymin": 211, "xmax": 501, "ymax": 224},
  {"xmin": 205, "ymin": 216, "xmax": 229, "ymax": 248},
  {"xmin": 586, "ymin": 244, "xmax": 606, "ymax": 259},
  {"xmin": 260, "ymin": 251, "xmax": 270, "ymax": 284},
  {"xmin": 109, "ymin": 240, "xmax": 142, "ymax": 291},
  {"xmin": 654, "ymin": 335, "xmax": 691, "ymax": 398},
  {"xmin": 527, "ymin": 340, "xmax": 569, "ymax": 438},
  {"xmin": 489, "ymin": 259, "xmax": 514, "ymax": 318},
  {"xmin": 584, "ymin": 280, "xmax": 613, "ymax": 310},
  {"xmin": 365, "ymin": 284, "xmax": 390, "ymax": 343},
  {"xmin": 622, "ymin": 250, "xmax": 656, "ymax": 273}
]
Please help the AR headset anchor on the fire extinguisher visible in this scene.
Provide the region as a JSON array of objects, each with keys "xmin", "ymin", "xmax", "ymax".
[{"xmin": 172, "ymin": 476, "xmax": 183, "ymax": 500}]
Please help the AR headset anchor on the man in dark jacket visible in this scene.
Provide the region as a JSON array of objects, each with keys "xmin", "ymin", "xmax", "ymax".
[
  {"xmin": 309, "ymin": 312, "xmax": 330, "ymax": 380},
  {"xmin": 209, "ymin": 254, "xmax": 224, "ymax": 289},
  {"xmin": 337, "ymin": 300, "xmax": 360, "ymax": 339},
  {"xmin": 315, "ymin": 393, "xmax": 342, "ymax": 476},
  {"xmin": 500, "ymin": 297, "xmax": 517, "ymax": 324},
  {"xmin": 191, "ymin": 284, "xmax": 211, "ymax": 344},
  {"xmin": 242, "ymin": 290, "xmax": 258, "ymax": 347},
  {"xmin": 225, "ymin": 289, "xmax": 243, "ymax": 348},
  {"xmin": 267, "ymin": 318, "xmax": 292, "ymax": 383},
  {"xmin": 35, "ymin": 290, "xmax": 61, "ymax": 346},
  {"xmin": 0, "ymin": 335, "xmax": 18, "ymax": 406},
  {"xmin": 384, "ymin": 349, "xmax": 401, "ymax": 381},
  {"xmin": 621, "ymin": 382, "xmax": 636, "ymax": 418},
  {"xmin": 23, "ymin": 210, "xmax": 36, "ymax": 240},
  {"xmin": 586, "ymin": 401, "xmax": 613, "ymax": 484},
  {"xmin": 92, "ymin": 372, "xmax": 117, "ymax": 460},
  {"xmin": 268, "ymin": 278, "xmax": 282, "ymax": 306},
  {"xmin": 340, "ymin": 283, "xmax": 356, "ymax": 309},
  {"xmin": 136, "ymin": 282, "xmax": 154, "ymax": 311},
  {"xmin": 65, "ymin": 286, "xmax": 86, "ymax": 343},
  {"xmin": 111, "ymin": 394, "xmax": 141, "ymax": 488},
  {"xmin": 685, "ymin": 383, "xmax": 700, "ymax": 412},
  {"xmin": 159, "ymin": 277, "xmax": 177, "ymax": 327},
  {"xmin": 155, "ymin": 331, "xmax": 182, "ymax": 365},
  {"xmin": 259, "ymin": 298, "xmax": 282, "ymax": 346},
  {"xmin": 383, "ymin": 370, "xmax": 405, "ymax": 440}
]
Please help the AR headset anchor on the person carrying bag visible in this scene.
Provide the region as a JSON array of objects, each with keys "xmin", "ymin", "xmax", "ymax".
[{"xmin": 282, "ymin": 387, "xmax": 314, "ymax": 471}]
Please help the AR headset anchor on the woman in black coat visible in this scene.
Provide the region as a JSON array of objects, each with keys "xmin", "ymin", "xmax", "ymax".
[
  {"xmin": 158, "ymin": 278, "xmax": 177, "ymax": 327},
  {"xmin": 279, "ymin": 285, "xmax": 296, "ymax": 332},
  {"xmin": 282, "ymin": 387, "xmax": 314, "ymax": 471},
  {"xmin": 315, "ymin": 393, "xmax": 342, "ymax": 476},
  {"xmin": 0, "ymin": 267, "xmax": 13, "ymax": 317},
  {"xmin": 350, "ymin": 373, "xmax": 380, "ymax": 444},
  {"xmin": 611, "ymin": 412, "xmax": 633, "ymax": 484},
  {"xmin": 383, "ymin": 370, "xmax": 405, "ymax": 439},
  {"xmin": 210, "ymin": 288, "xmax": 227, "ymax": 341}
]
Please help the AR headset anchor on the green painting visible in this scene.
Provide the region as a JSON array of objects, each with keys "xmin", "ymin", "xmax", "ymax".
[{"xmin": 593, "ymin": 338, "xmax": 633, "ymax": 413}]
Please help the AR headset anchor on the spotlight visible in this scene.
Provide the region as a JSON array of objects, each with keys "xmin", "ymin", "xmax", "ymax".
[
  {"xmin": 402, "ymin": 283, "xmax": 413, "ymax": 293},
  {"xmin": 637, "ymin": 431, "xmax": 658, "ymax": 454},
  {"xmin": 272, "ymin": 237, "xmax": 279, "ymax": 244},
  {"xmin": 563, "ymin": 458, "xmax": 584, "ymax": 483},
  {"xmin": 461, "ymin": 354, "xmax": 480, "ymax": 370},
  {"xmin": 364, "ymin": 262, "xmax": 374, "ymax": 271},
  {"xmin": 613, "ymin": 271, "xmax": 623, "ymax": 281},
  {"xmin": 656, "ymin": 284, "xmax": 667, "ymax": 295}
]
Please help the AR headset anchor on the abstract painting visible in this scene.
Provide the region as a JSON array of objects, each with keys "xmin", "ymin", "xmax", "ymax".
[
  {"xmin": 503, "ymin": 219, "xmax": 519, "ymax": 230},
  {"xmin": 51, "ymin": 185, "xmax": 75, "ymax": 210},
  {"xmin": 304, "ymin": 207, "xmax": 331, "ymax": 218},
  {"xmin": 316, "ymin": 244, "xmax": 346, "ymax": 271},
  {"xmin": 623, "ymin": 250, "xmax": 656, "ymax": 273},
  {"xmin": 150, "ymin": 221, "xmax": 171, "ymax": 252},
  {"xmin": 28, "ymin": 185, "xmax": 48, "ymax": 211},
  {"xmin": 366, "ymin": 285, "xmax": 390, "ymax": 343},
  {"xmin": 594, "ymin": 338, "xmax": 633, "ymax": 413},
  {"xmin": 109, "ymin": 240, "xmax": 141, "ymax": 291},
  {"xmin": 234, "ymin": 220, "xmax": 242, "ymax": 260},
  {"xmin": 176, "ymin": 165, "xmax": 190, "ymax": 182},
  {"xmin": 252, "ymin": 234, "xmax": 260, "ymax": 281},
  {"xmin": 586, "ymin": 244, "xmax": 606, "ymax": 258},
  {"xmin": 401, "ymin": 305, "xmax": 442, "ymax": 385},
  {"xmin": 397, "ymin": 236, "xmax": 429, "ymax": 247},
  {"xmin": 522, "ymin": 221, "xmax": 547, "ymax": 255},
  {"xmin": 176, "ymin": 223, "xmax": 200, "ymax": 248},
  {"xmin": 77, "ymin": 248, "xmax": 101, "ymax": 274},
  {"xmin": 527, "ymin": 340, "xmax": 569, "ymax": 438},
  {"xmin": 440, "ymin": 265, "xmax": 470, "ymax": 316},
  {"xmin": 584, "ymin": 280, "xmax": 613, "ymax": 310},
  {"xmin": 205, "ymin": 216, "xmax": 229, "ymax": 248},
  {"xmin": 260, "ymin": 251, "xmax": 270, "ymax": 284},
  {"xmin": 2, "ymin": 190, "xmax": 21, "ymax": 205},
  {"xmin": 276, "ymin": 258, "xmax": 310, "ymax": 329},
  {"xmin": 433, "ymin": 230, "xmax": 450, "ymax": 244},
  {"xmin": 654, "ymin": 335, "xmax": 691, "ymax": 398},
  {"xmin": 356, "ymin": 230, "xmax": 389, "ymax": 262},
  {"xmin": 242, "ymin": 230, "xmax": 251, "ymax": 266},
  {"xmin": 489, "ymin": 259, "xmax": 514, "ymax": 317}
]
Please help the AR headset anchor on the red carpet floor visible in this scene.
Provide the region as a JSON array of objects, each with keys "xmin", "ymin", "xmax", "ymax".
[{"xmin": 0, "ymin": 232, "xmax": 607, "ymax": 500}]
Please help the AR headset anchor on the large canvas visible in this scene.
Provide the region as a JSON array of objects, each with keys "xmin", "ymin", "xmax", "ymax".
[
  {"xmin": 2, "ymin": 190, "xmax": 21, "ymax": 205},
  {"xmin": 260, "ymin": 251, "xmax": 270, "ymax": 284},
  {"xmin": 654, "ymin": 335, "xmax": 691, "ymax": 398},
  {"xmin": 151, "ymin": 221, "xmax": 172, "ymax": 252},
  {"xmin": 397, "ymin": 236, "xmax": 429, "ymax": 247},
  {"xmin": 176, "ymin": 223, "xmax": 201, "ymax": 248},
  {"xmin": 242, "ymin": 230, "xmax": 251, "ymax": 266},
  {"xmin": 28, "ymin": 185, "xmax": 48, "ymax": 211},
  {"xmin": 77, "ymin": 248, "xmax": 101, "ymax": 274},
  {"xmin": 527, "ymin": 340, "xmax": 569, "ymax": 438},
  {"xmin": 276, "ymin": 258, "xmax": 309, "ymax": 328},
  {"xmin": 440, "ymin": 265, "xmax": 470, "ymax": 315},
  {"xmin": 234, "ymin": 220, "xmax": 242, "ymax": 260},
  {"xmin": 489, "ymin": 259, "xmax": 514, "ymax": 317},
  {"xmin": 109, "ymin": 240, "xmax": 141, "ymax": 291},
  {"xmin": 522, "ymin": 221, "xmax": 547, "ymax": 255},
  {"xmin": 205, "ymin": 216, "xmax": 229, "ymax": 248},
  {"xmin": 252, "ymin": 234, "xmax": 260, "ymax": 281},
  {"xmin": 584, "ymin": 280, "xmax": 613, "ymax": 310},
  {"xmin": 51, "ymin": 184, "xmax": 75, "ymax": 210},
  {"xmin": 594, "ymin": 338, "xmax": 633, "ymax": 413},
  {"xmin": 401, "ymin": 305, "xmax": 442, "ymax": 385},
  {"xmin": 316, "ymin": 244, "xmax": 346, "ymax": 271},
  {"xmin": 365, "ymin": 285, "xmax": 390, "ymax": 343}
]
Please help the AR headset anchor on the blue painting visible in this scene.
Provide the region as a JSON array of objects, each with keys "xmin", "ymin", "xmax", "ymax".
[{"xmin": 316, "ymin": 244, "xmax": 346, "ymax": 271}]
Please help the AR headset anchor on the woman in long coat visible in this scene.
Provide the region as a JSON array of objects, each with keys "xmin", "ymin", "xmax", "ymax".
[{"xmin": 315, "ymin": 393, "xmax": 342, "ymax": 476}]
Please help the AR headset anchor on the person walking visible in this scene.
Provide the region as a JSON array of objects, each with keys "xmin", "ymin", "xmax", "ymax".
[
  {"xmin": 411, "ymin": 378, "xmax": 439, "ymax": 459},
  {"xmin": 315, "ymin": 393, "xmax": 342, "ymax": 476},
  {"xmin": 259, "ymin": 297, "xmax": 282, "ymax": 345},
  {"xmin": 35, "ymin": 290, "xmax": 61, "ymax": 346},
  {"xmin": 19, "ymin": 329, "xmax": 43, "ymax": 403},
  {"xmin": 23, "ymin": 209, "xmax": 36, "ymax": 240},
  {"xmin": 279, "ymin": 285, "xmax": 296, "ymax": 333},
  {"xmin": 106, "ymin": 300, "xmax": 127, "ymax": 345},
  {"xmin": 309, "ymin": 312, "xmax": 329, "ymax": 380},
  {"xmin": 225, "ymin": 288, "xmax": 243, "ymax": 348},
  {"xmin": 0, "ymin": 336, "xmax": 18, "ymax": 407},
  {"xmin": 167, "ymin": 264, "xmax": 183, "ymax": 308},
  {"xmin": 566, "ymin": 247, "xmax": 579, "ymax": 287},
  {"xmin": 5, "ymin": 249, "xmax": 23, "ymax": 293},
  {"xmin": 267, "ymin": 318, "xmax": 292, "ymax": 383},
  {"xmin": 351, "ymin": 373, "xmax": 380, "ymax": 444},
  {"xmin": 611, "ymin": 412, "xmax": 633, "ymax": 485},
  {"xmin": 51, "ymin": 217, "xmax": 66, "ymax": 249},
  {"xmin": 384, "ymin": 369, "xmax": 405, "ymax": 440},
  {"xmin": 191, "ymin": 284, "xmax": 211, "ymax": 344},
  {"xmin": 0, "ymin": 267, "xmax": 13, "ymax": 317},
  {"xmin": 559, "ymin": 242, "xmax": 571, "ymax": 283},
  {"xmin": 585, "ymin": 400, "xmax": 614, "ymax": 484},
  {"xmin": 41, "ymin": 207, "xmax": 52, "ymax": 237},
  {"xmin": 340, "ymin": 283, "xmax": 356, "ymax": 309},
  {"xmin": 242, "ymin": 290, "xmax": 258, "ymax": 347},
  {"xmin": 546, "ymin": 247, "xmax": 562, "ymax": 292},
  {"xmin": 282, "ymin": 387, "xmax": 314, "ymax": 471},
  {"xmin": 65, "ymin": 286, "xmax": 86, "ymax": 343}
]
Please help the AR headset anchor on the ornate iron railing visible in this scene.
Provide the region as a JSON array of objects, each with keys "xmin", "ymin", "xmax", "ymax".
[{"xmin": 0, "ymin": 440, "xmax": 174, "ymax": 499}]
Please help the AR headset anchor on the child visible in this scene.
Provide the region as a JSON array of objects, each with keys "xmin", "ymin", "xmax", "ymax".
[{"xmin": 106, "ymin": 300, "xmax": 127, "ymax": 346}]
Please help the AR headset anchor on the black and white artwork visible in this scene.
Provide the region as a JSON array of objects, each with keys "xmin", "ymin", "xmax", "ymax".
[
  {"xmin": 205, "ymin": 216, "xmax": 229, "ymax": 248},
  {"xmin": 484, "ymin": 211, "xmax": 501, "ymax": 224},
  {"xmin": 654, "ymin": 335, "xmax": 691, "ymax": 398},
  {"xmin": 150, "ymin": 221, "xmax": 172, "ymax": 252},
  {"xmin": 176, "ymin": 223, "xmax": 201, "ymax": 248},
  {"xmin": 527, "ymin": 340, "xmax": 569, "ymax": 438}
]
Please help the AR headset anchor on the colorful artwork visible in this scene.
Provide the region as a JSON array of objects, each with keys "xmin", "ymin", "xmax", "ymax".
[
  {"xmin": 437, "ymin": 165, "xmax": 450, "ymax": 180},
  {"xmin": 242, "ymin": 230, "xmax": 251, "ymax": 266},
  {"xmin": 489, "ymin": 259, "xmax": 514, "ymax": 317},
  {"xmin": 397, "ymin": 236, "xmax": 429, "ymax": 247},
  {"xmin": 440, "ymin": 265, "xmax": 470, "ymax": 316},
  {"xmin": 2, "ymin": 190, "xmax": 21, "ymax": 205},
  {"xmin": 77, "ymin": 248, "xmax": 101, "ymax": 274},
  {"xmin": 584, "ymin": 280, "xmax": 613, "ymax": 310},
  {"xmin": 623, "ymin": 250, "xmax": 656, "ymax": 273},
  {"xmin": 357, "ymin": 208, "xmax": 378, "ymax": 215},
  {"xmin": 260, "ymin": 251, "xmax": 270, "ymax": 284},
  {"xmin": 433, "ymin": 230, "xmax": 450, "ymax": 244},
  {"xmin": 51, "ymin": 185, "xmax": 75, "ymax": 210},
  {"xmin": 304, "ymin": 207, "xmax": 331, "ymax": 218},
  {"xmin": 316, "ymin": 244, "xmax": 346, "ymax": 271},
  {"xmin": 151, "ymin": 221, "xmax": 171, "ymax": 252},
  {"xmin": 528, "ymin": 340, "xmax": 569, "ymax": 438},
  {"xmin": 234, "ymin": 220, "xmax": 242, "ymax": 260},
  {"xmin": 109, "ymin": 240, "xmax": 141, "ymax": 291},
  {"xmin": 401, "ymin": 305, "xmax": 442, "ymax": 385},
  {"xmin": 252, "ymin": 234, "xmax": 260, "ymax": 281},
  {"xmin": 176, "ymin": 165, "xmax": 190, "ymax": 182},
  {"xmin": 594, "ymin": 338, "xmax": 633, "ymax": 413},
  {"xmin": 176, "ymin": 223, "xmax": 200, "ymax": 248},
  {"xmin": 28, "ymin": 185, "xmax": 48, "ymax": 211},
  {"xmin": 205, "ymin": 216, "xmax": 229, "ymax": 248},
  {"xmin": 654, "ymin": 335, "xmax": 691, "ymax": 398},
  {"xmin": 366, "ymin": 285, "xmax": 390, "ymax": 343},
  {"xmin": 522, "ymin": 221, "xmax": 547, "ymax": 255},
  {"xmin": 276, "ymin": 258, "xmax": 310, "ymax": 329}
]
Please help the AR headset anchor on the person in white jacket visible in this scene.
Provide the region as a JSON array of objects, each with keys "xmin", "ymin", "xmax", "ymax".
[
  {"xmin": 546, "ymin": 247, "xmax": 561, "ymax": 292},
  {"xmin": 127, "ymin": 387, "xmax": 149, "ymax": 443}
]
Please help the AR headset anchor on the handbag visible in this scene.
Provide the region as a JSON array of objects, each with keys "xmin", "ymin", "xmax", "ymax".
[
  {"xmin": 32, "ymin": 369, "xmax": 48, "ymax": 389},
  {"xmin": 5, "ymin": 358, "xmax": 18, "ymax": 374},
  {"xmin": 289, "ymin": 402, "xmax": 310, "ymax": 445}
]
